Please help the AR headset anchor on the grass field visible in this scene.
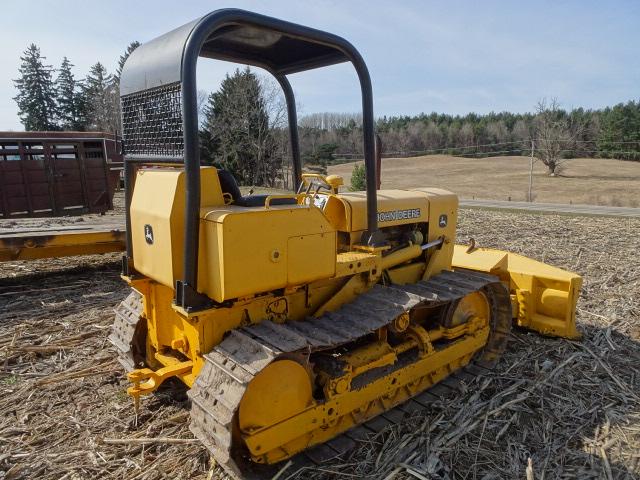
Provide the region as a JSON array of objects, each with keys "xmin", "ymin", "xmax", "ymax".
[{"xmin": 328, "ymin": 155, "xmax": 640, "ymax": 207}]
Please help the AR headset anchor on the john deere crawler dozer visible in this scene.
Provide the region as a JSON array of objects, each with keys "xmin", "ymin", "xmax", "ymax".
[{"xmin": 109, "ymin": 9, "xmax": 582, "ymax": 478}]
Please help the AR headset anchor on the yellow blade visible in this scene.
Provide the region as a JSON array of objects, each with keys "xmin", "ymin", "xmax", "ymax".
[{"xmin": 452, "ymin": 244, "xmax": 582, "ymax": 339}]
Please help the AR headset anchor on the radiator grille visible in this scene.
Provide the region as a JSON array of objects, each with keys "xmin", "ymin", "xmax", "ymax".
[{"xmin": 121, "ymin": 82, "xmax": 183, "ymax": 157}]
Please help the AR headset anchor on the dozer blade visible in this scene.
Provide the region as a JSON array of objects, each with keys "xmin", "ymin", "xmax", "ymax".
[{"xmin": 452, "ymin": 244, "xmax": 582, "ymax": 339}]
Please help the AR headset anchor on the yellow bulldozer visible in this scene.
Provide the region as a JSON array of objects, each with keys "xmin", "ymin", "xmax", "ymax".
[{"xmin": 109, "ymin": 9, "xmax": 582, "ymax": 478}]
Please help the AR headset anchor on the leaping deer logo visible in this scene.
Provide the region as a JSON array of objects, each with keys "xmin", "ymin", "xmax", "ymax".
[{"xmin": 144, "ymin": 224, "xmax": 154, "ymax": 245}]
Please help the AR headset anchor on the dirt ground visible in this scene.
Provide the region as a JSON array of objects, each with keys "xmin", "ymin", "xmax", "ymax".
[
  {"xmin": 329, "ymin": 155, "xmax": 640, "ymax": 207},
  {"xmin": 1, "ymin": 209, "xmax": 639, "ymax": 479}
]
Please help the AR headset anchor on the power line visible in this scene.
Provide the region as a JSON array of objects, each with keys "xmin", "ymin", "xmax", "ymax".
[
  {"xmin": 333, "ymin": 148, "xmax": 640, "ymax": 161},
  {"xmin": 534, "ymin": 148, "xmax": 640, "ymax": 155},
  {"xmin": 534, "ymin": 139, "xmax": 640, "ymax": 146},
  {"xmin": 454, "ymin": 149, "xmax": 529, "ymax": 157},
  {"xmin": 335, "ymin": 142, "xmax": 526, "ymax": 158},
  {"xmin": 334, "ymin": 139, "xmax": 640, "ymax": 158},
  {"xmin": 332, "ymin": 139, "xmax": 640, "ymax": 158},
  {"xmin": 572, "ymin": 139, "xmax": 640, "ymax": 145}
]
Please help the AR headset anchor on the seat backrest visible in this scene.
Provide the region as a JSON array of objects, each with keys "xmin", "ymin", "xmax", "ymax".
[
  {"xmin": 217, "ymin": 169, "xmax": 297, "ymax": 207},
  {"xmin": 217, "ymin": 169, "xmax": 242, "ymax": 202}
]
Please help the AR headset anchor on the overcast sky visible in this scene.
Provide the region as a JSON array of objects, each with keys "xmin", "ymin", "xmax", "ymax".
[{"xmin": 2, "ymin": 0, "xmax": 639, "ymax": 130}]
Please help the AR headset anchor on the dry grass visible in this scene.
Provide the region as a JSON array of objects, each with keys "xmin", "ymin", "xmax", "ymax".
[
  {"xmin": 1, "ymin": 210, "xmax": 639, "ymax": 479},
  {"xmin": 0, "ymin": 259, "xmax": 212, "ymax": 479},
  {"xmin": 329, "ymin": 155, "xmax": 640, "ymax": 207}
]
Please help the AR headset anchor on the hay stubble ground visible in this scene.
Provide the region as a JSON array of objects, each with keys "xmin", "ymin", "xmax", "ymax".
[{"xmin": 1, "ymin": 209, "xmax": 639, "ymax": 479}]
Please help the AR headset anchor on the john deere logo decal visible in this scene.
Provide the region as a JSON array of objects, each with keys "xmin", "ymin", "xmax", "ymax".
[
  {"xmin": 377, "ymin": 208, "xmax": 421, "ymax": 222},
  {"xmin": 144, "ymin": 224, "xmax": 154, "ymax": 244}
]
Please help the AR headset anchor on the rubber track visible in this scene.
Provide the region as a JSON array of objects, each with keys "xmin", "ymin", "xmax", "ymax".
[{"xmin": 188, "ymin": 269, "xmax": 512, "ymax": 479}]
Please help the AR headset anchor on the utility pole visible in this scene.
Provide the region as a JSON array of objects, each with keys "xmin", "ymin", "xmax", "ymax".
[{"xmin": 528, "ymin": 139, "xmax": 535, "ymax": 202}]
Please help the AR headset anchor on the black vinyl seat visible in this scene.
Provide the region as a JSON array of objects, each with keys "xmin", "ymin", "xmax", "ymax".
[{"xmin": 217, "ymin": 169, "xmax": 297, "ymax": 207}]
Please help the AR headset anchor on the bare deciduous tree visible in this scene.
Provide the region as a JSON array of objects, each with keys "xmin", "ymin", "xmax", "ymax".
[
  {"xmin": 196, "ymin": 89, "xmax": 209, "ymax": 120},
  {"xmin": 534, "ymin": 98, "xmax": 583, "ymax": 176},
  {"xmin": 424, "ymin": 121, "xmax": 443, "ymax": 150},
  {"xmin": 256, "ymin": 76, "xmax": 288, "ymax": 187},
  {"xmin": 458, "ymin": 123, "xmax": 475, "ymax": 146},
  {"xmin": 299, "ymin": 112, "xmax": 361, "ymax": 130},
  {"xmin": 512, "ymin": 119, "xmax": 532, "ymax": 143},
  {"xmin": 486, "ymin": 120, "xmax": 508, "ymax": 144}
]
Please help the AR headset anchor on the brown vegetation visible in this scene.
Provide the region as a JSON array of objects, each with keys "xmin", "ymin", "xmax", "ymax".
[
  {"xmin": 1, "ymin": 209, "xmax": 638, "ymax": 479},
  {"xmin": 329, "ymin": 155, "xmax": 640, "ymax": 207}
]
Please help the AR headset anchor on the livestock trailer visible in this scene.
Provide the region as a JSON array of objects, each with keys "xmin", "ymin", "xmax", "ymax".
[{"xmin": 0, "ymin": 131, "xmax": 122, "ymax": 218}]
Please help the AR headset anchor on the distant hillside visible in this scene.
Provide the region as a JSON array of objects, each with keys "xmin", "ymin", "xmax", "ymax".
[{"xmin": 328, "ymin": 155, "xmax": 640, "ymax": 207}]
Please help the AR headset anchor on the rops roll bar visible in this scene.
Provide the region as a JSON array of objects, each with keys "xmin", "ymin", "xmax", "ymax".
[{"xmin": 119, "ymin": 9, "xmax": 383, "ymax": 310}]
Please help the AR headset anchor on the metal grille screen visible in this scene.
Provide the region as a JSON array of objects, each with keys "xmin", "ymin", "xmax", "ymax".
[{"xmin": 121, "ymin": 82, "xmax": 184, "ymax": 158}]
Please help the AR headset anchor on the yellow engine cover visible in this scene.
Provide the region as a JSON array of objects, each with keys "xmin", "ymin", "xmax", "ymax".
[
  {"xmin": 130, "ymin": 167, "xmax": 224, "ymax": 288},
  {"xmin": 199, "ymin": 204, "xmax": 336, "ymax": 301},
  {"xmin": 326, "ymin": 187, "xmax": 458, "ymax": 275},
  {"xmin": 130, "ymin": 166, "xmax": 337, "ymax": 302}
]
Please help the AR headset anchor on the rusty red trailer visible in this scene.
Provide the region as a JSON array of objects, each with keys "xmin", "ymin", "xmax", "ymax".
[{"xmin": 0, "ymin": 131, "xmax": 122, "ymax": 218}]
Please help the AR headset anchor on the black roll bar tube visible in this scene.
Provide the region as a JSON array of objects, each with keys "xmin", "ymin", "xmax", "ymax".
[
  {"xmin": 274, "ymin": 74, "xmax": 302, "ymax": 188},
  {"xmin": 165, "ymin": 10, "xmax": 383, "ymax": 309}
]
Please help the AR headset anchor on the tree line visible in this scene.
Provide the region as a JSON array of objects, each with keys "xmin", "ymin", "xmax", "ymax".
[
  {"xmin": 301, "ymin": 99, "xmax": 640, "ymax": 168},
  {"xmin": 13, "ymin": 42, "xmax": 140, "ymax": 132},
  {"xmin": 13, "ymin": 45, "xmax": 640, "ymax": 182}
]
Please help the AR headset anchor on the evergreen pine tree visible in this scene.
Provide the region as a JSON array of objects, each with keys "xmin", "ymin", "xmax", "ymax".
[
  {"xmin": 83, "ymin": 62, "xmax": 118, "ymax": 132},
  {"xmin": 199, "ymin": 93, "xmax": 221, "ymax": 163},
  {"xmin": 349, "ymin": 163, "xmax": 366, "ymax": 191},
  {"xmin": 199, "ymin": 68, "xmax": 277, "ymax": 185},
  {"xmin": 13, "ymin": 44, "xmax": 58, "ymax": 130},
  {"xmin": 55, "ymin": 56, "xmax": 81, "ymax": 130},
  {"xmin": 115, "ymin": 41, "xmax": 141, "ymax": 81},
  {"xmin": 598, "ymin": 101, "xmax": 640, "ymax": 160},
  {"xmin": 73, "ymin": 79, "xmax": 90, "ymax": 131},
  {"xmin": 111, "ymin": 41, "xmax": 141, "ymax": 132}
]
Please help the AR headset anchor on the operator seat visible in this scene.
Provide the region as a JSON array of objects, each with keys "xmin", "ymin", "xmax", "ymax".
[{"xmin": 217, "ymin": 169, "xmax": 297, "ymax": 207}]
